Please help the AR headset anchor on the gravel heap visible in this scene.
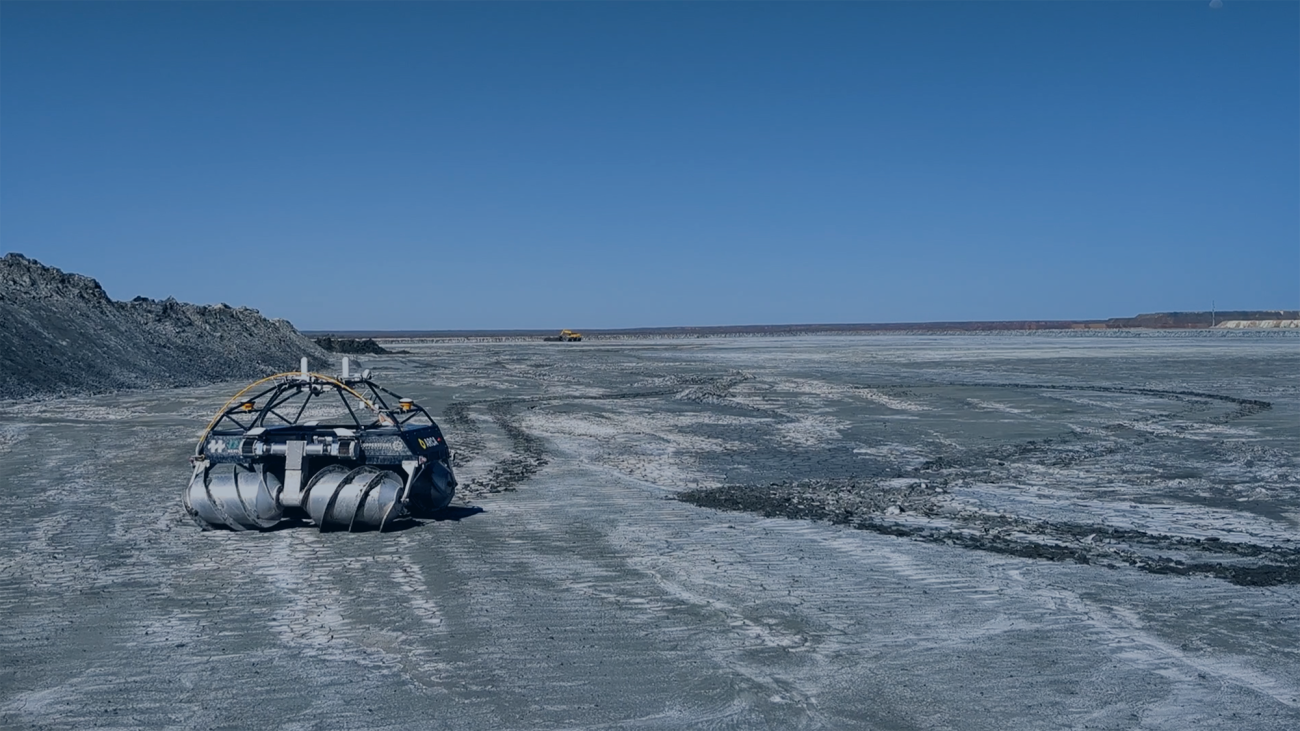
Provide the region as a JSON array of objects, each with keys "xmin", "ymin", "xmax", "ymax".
[
  {"xmin": 0, "ymin": 253, "xmax": 328, "ymax": 400},
  {"xmin": 313, "ymin": 336, "xmax": 393, "ymax": 355}
]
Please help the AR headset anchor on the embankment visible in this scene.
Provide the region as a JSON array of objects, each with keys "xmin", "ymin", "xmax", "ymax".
[{"xmin": 0, "ymin": 253, "xmax": 326, "ymax": 400}]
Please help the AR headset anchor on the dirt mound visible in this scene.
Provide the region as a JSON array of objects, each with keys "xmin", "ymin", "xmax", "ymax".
[
  {"xmin": 0, "ymin": 253, "xmax": 327, "ymax": 399},
  {"xmin": 313, "ymin": 336, "xmax": 393, "ymax": 354}
]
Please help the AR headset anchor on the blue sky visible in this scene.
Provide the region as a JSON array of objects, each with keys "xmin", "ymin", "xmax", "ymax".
[{"xmin": 2, "ymin": 1, "xmax": 1296, "ymax": 330}]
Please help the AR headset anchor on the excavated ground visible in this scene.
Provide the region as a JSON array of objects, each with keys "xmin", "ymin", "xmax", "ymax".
[{"xmin": 1, "ymin": 333, "xmax": 1297, "ymax": 730}]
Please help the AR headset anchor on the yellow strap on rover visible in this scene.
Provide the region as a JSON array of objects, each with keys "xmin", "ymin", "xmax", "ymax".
[{"xmin": 194, "ymin": 372, "xmax": 380, "ymax": 454}]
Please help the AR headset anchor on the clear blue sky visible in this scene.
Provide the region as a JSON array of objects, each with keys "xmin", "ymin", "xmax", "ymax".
[{"xmin": 2, "ymin": 1, "xmax": 1296, "ymax": 330}]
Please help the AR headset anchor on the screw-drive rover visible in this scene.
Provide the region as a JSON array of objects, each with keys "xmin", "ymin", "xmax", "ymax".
[{"xmin": 184, "ymin": 358, "xmax": 456, "ymax": 531}]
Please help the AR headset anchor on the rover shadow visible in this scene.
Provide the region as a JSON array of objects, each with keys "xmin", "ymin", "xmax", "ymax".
[
  {"xmin": 417, "ymin": 504, "xmax": 485, "ymax": 522},
  {"xmin": 192, "ymin": 506, "xmax": 483, "ymax": 532}
]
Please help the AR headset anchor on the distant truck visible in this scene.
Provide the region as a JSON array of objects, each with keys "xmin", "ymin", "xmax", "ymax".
[{"xmin": 543, "ymin": 329, "xmax": 583, "ymax": 342}]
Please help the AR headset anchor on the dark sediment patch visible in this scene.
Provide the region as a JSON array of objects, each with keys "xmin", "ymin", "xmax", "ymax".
[{"xmin": 678, "ymin": 480, "xmax": 1300, "ymax": 587}]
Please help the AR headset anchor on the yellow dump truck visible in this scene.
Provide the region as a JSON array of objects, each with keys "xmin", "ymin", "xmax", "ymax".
[{"xmin": 543, "ymin": 329, "xmax": 583, "ymax": 342}]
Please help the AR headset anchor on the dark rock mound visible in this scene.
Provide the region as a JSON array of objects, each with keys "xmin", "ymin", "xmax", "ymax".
[
  {"xmin": 0, "ymin": 253, "xmax": 328, "ymax": 400},
  {"xmin": 313, "ymin": 336, "xmax": 392, "ymax": 355}
]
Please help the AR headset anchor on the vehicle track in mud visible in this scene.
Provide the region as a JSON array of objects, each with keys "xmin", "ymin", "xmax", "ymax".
[{"xmin": 442, "ymin": 374, "xmax": 751, "ymax": 494}]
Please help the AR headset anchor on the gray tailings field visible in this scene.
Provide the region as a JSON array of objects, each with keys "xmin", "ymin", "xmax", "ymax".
[{"xmin": 1, "ymin": 332, "xmax": 1297, "ymax": 729}]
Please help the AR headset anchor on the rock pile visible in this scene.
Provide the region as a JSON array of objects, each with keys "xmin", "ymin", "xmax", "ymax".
[
  {"xmin": 0, "ymin": 253, "xmax": 327, "ymax": 399},
  {"xmin": 313, "ymin": 336, "xmax": 393, "ymax": 354}
]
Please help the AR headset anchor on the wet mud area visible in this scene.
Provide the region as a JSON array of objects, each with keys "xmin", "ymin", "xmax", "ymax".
[
  {"xmin": 441, "ymin": 340, "xmax": 1299, "ymax": 588},
  {"xmin": 678, "ymin": 383, "xmax": 1298, "ymax": 587},
  {"xmin": 2, "ymin": 334, "xmax": 1298, "ymax": 729}
]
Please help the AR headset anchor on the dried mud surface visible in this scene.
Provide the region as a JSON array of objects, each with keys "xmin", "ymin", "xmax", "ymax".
[{"xmin": 1, "ymin": 333, "xmax": 1298, "ymax": 730}]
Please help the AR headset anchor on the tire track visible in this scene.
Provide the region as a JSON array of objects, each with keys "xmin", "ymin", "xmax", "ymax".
[{"xmin": 444, "ymin": 373, "xmax": 752, "ymax": 494}]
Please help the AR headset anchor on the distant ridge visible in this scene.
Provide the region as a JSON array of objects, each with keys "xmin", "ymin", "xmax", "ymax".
[{"xmin": 307, "ymin": 310, "xmax": 1299, "ymax": 341}]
